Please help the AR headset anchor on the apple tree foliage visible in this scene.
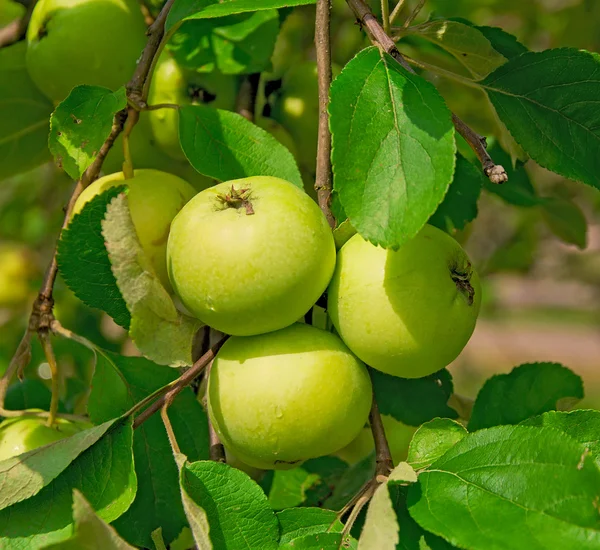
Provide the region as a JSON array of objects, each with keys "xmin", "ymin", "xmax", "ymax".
[{"xmin": 1, "ymin": 0, "xmax": 600, "ymax": 549}]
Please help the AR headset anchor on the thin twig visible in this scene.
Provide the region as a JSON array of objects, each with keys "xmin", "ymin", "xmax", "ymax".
[
  {"xmin": 161, "ymin": 392, "xmax": 181, "ymax": 453},
  {"xmin": 314, "ymin": 0, "xmax": 336, "ymax": 229},
  {"xmin": 402, "ymin": 0, "xmax": 425, "ymax": 28},
  {"xmin": 235, "ymin": 73, "xmax": 260, "ymax": 121},
  {"xmin": 133, "ymin": 336, "xmax": 229, "ymax": 429},
  {"xmin": 368, "ymin": 388, "xmax": 394, "ymax": 477},
  {"xmin": 0, "ymin": 0, "xmax": 37, "ymax": 48},
  {"xmin": 381, "ymin": 0, "xmax": 390, "ymax": 35},
  {"xmin": 389, "ymin": 0, "xmax": 407, "ymax": 25},
  {"xmin": 206, "ymin": 360, "xmax": 226, "ymax": 462},
  {"xmin": 39, "ymin": 332, "xmax": 60, "ymax": 426},
  {"xmin": 345, "ymin": 0, "xmax": 507, "ymax": 184}
]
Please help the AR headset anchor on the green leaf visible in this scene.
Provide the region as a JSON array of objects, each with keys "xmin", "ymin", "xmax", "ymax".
[
  {"xmin": 522, "ymin": 410, "xmax": 600, "ymax": 468},
  {"xmin": 0, "ymin": 419, "xmax": 136, "ymax": 549},
  {"xmin": 57, "ymin": 185, "xmax": 130, "ymax": 329},
  {"xmin": 167, "ymin": 0, "xmax": 316, "ymax": 30},
  {"xmin": 88, "ymin": 349, "xmax": 209, "ymax": 548},
  {"xmin": 407, "ymin": 419, "xmax": 467, "ymax": 470},
  {"xmin": 0, "ymin": 42, "xmax": 52, "ymax": 180},
  {"xmin": 540, "ymin": 196, "xmax": 588, "ymax": 249},
  {"xmin": 42, "ymin": 490, "xmax": 136, "ymax": 550},
  {"xmin": 468, "ymin": 362, "xmax": 584, "ymax": 431},
  {"xmin": 102, "ymin": 193, "xmax": 202, "ymax": 367},
  {"xmin": 280, "ymin": 532, "xmax": 352, "ymax": 549},
  {"xmin": 168, "ymin": 11, "xmax": 279, "ymax": 75},
  {"xmin": 358, "ymin": 483, "xmax": 399, "ymax": 550},
  {"xmin": 0, "ymin": 418, "xmax": 122, "ymax": 511},
  {"xmin": 324, "ymin": 454, "xmax": 375, "ymax": 511},
  {"xmin": 5, "ymin": 379, "xmax": 53, "ymax": 412},
  {"xmin": 371, "ymin": 369, "xmax": 458, "ymax": 427},
  {"xmin": 407, "ymin": 20, "xmax": 507, "ymax": 79},
  {"xmin": 482, "ymin": 48, "xmax": 600, "ymax": 189},
  {"xmin": 277, "ymin": 508, "xmax": 344, "ymax": 545},
  {"xmin": 407, "ymin": 425, "xmax": 600, "ymax": 549},
  {"xmin": 268, "ymin": 469, "xmax": 320, "ymax": 510},
  {"xmin": 330, "ymin": 47, "xmax": 455, "ymax": 249},
  {"xmin": 428, "ymin": 154, "xmax": 483, "ymax": 232},
  {"xmin": 483, "ymin": 142, "xmax": 538, "ymax": 206},
  {"xmin": 179, "ymin": 105, "xmax": 303, "ymax": 188},
  {"xmin": 180, "ymin": 460, "xmax": 279, "ymax": 549},
  {"xmin": 49, "ymin": 86, "xmax": 126, "ymax": 180},
  {"xmin": 475, "ymin": 26, "xmax": 528, "ymax": 60}
]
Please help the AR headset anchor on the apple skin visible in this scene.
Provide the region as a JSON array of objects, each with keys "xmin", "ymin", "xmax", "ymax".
[
  {"xmin": 73, "ymin": 169, "xmax": 196, "ymax": 291},
  {"xmin": 327, "ymin": 224, "xmax": 481, "ymax": 378},
  {"xmin": 26, "ymin": 0, "xmax": 147, "ymax": 103},
  {"xmin": 271, "ymin": 61, "xmax": 341, "ymax": 176},
  {"xmin": 334, "ymin": 415, "xmax": 417, "ymax": 466},
  {"xmin": 166, "ymin": 176, "xmax": 336, "ymax": 336},
  {"xmin": 0, "ymin": 0, "xmax": 25, "ymax": 26},
  {"xmin": 147, "ymin": 53, "xmax": 238, "ymax": 160},
  {"xmin": 208, "ymin": 323, "xmax": 372, "ymax": 470},
  {"xmin": 0, "ymin": 414, "xmax": 90, "ymax": 461}
]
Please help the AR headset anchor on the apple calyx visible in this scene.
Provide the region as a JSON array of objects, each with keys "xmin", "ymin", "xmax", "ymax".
[
  {"xmin": 451, "ymin": 264, "xmax": 475, "ymax": 306},
  {"xmin": 217, "ymin": 185, "xmax": 255, "ymax": 215}
]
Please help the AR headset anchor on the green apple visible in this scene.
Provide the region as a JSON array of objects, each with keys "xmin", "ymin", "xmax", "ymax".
[
  {"xmin": 0, "ymin": 243, "xmax": 38, "ymax": 308},
  {"xmin": 208, "ymin": 323, "xmax": 372, "ymax": 469},
  {"xmin": 271, "ymin": 61, "xmax": 341, "ymax": 175},
  {"xmin": 103, "ymin": 112, "xmax": 215, "ymax": 191},
  {"xmin": 224, "ymin": 448, "xmax": 265, "ymax": 481},
  {"xmin": 334, "ymin": 415, "xmax": 416, "ymax": 466},
  {"xmin": 0, "ymin": 0, "xmax": 25, "ymax": 26},
  {"xmin": 26, "ymin": 0, "xmax": 147, "ymax": 103},
  {"xmin": 73, "ymin": 169, "xmax": 196, "ymax": 291},
  {"xmin": 0, "ymin": 413, "xmax": 90, "ymax": 461},
  {"xmin": 147, "ymin": 53, "xmax": 238, "ymax": 160},
  {"xmin": 167, "ymin": 176, "xmax": 336, "ymax": 335},
  {"xmin": 328, "ymin": 224, "xmax": 481, "ymax": 378}
]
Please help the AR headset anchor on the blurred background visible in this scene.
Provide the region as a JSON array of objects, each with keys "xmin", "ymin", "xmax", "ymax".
[{"xmin": 1, "ymin": 0, "xmax": 599, "ymax": 414}]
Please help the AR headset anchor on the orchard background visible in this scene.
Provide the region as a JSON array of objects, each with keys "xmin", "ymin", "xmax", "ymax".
[{"xmin": 1, "ymin": 0, "xmax": 600, "ymax": 549}]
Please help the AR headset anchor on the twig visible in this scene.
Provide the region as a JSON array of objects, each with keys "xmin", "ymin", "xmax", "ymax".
[
  {"xmin": 368, "ymin": 388, "xmax": 393, "ymax": 477},
  {"xmin": 235, "ymin": 73, "xmax": 260, "ymax": 121},
  {"xmin": 345, "ymin": 0, "xmax": 507, "ymax": 184},
  {"xmin": 206, "ymin": 360, "xmax": 226, "ymax": 462},
  {"xmin": 39, "ymin": 332, "xmax": 60, "ymax": 426},
  {"xmin": 402, "ymin": 0, "xmax": 425, "ymax": 28},
  {"xmin": 381, "ymin": 0, "xmax": 390, "ymax": 34},
  {"xmin": 0, "ymin": 0, "xmax": 37, "ymax": 48},
  {"xmin": 314, "ymin": 0, "xmax": 336, "ymax": 229},
  {"xmin": 389, "ymin": 0, "xmax": 407, "ymax": 25},
  {"xmin": 133, "ymin": 336, "xmax": 229, "ymax": 429},
  {"xmin": 161, "ymin": 392, "xmax": 181, "ymax": 453}
]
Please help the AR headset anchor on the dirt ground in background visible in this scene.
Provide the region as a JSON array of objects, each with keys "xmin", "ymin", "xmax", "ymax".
[{"xmin": 450, "ymin": 318, "xmax": 600, "ymax": 408}]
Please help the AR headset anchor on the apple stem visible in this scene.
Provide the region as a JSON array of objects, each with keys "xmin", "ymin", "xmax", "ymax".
[
  {"xmin": 39, "ymin": 332, "xmax": 60, "ymax": 428},
  {"xmin": 206, "ymin": 361, "xmax": 227, "ymax": 462},
  {"xmin": 368, "ymin": 388, "xmax": 394, "ymax": 477}
]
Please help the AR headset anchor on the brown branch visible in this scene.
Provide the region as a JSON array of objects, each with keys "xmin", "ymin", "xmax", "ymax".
[
  {"xmin": 0, "ymin": 0, "xmax": 37, "ymax": 49},
  {"xmin": 235, "ymin": 73, "xmax": 260, "ymax": 122},
  {"xmin": 133, "ymin": 336, "xmax": 229, "ymax": 429},
  {"xmin": 368, "ymin": 387, "xmax": 393, "ymax": 477},
  {"xmin": 314, "ymin": 0, "xmax": 336, "ymax": 229},
  {"xmin": 345, "ymin": 0, "xmax": 507, "ymax": 184},
  {"xmin": 205, "ymin": 360, "xmax": 226, "ymax": 462}
]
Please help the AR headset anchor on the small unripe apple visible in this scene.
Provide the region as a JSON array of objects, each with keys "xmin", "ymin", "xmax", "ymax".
[
  {"xmin": 334, "ymin": 415, "xmax": 416, "ymax": 465},
  {"xmin": 255, "ymin": 116, "xmax": 298, "ymax": 158},
  {"xmin": 147, "ymin": 53, "xmax": 238, "ymax": 160},
  {"xmin": 0, "ymin": 244, "xmax": 38, "ymax": 308},
  {"xmin": 72, "ymin": 169, "xmax": 196, "ymax": 291},
  {"xmin": 0, "ymin": 0, "xmax": 24, "ymax": 26},
  {"xmin": 167, "ymin": 176, "xmax": 336, "ymax": 336},
  {"xmin": 328, "ymin": 225, "xmax": 481, "ymax": 378},
  {"xmin": 208, "ymin": 323, "xmax": 372, "ymax": 470},
  {"xmin": 26, "ymin": 0, "xmax": 147, "ymax": 103},
  {"xmin": 0, "ymin": 413, "xmax": 90, "ymax": 461}
]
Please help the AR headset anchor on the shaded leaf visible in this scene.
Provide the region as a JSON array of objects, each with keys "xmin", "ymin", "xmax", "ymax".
[
  {"xmin": 468, "ymin": 362, "xmax": 584, "ymax": 431},
  {"xmin": 408, "ymin": 425, "xmax": 600, "ymax": 549},
  {"xmin": 330, "ymin": 47, "xmax": 455, "ymax": 249},
  {"xmin": 102, "ymin": 193, "xmax": 202, "ymax": 367},
  {"xmin": 57, "ymin": 185, "xmax": 130, "ymax": 329},
  {"xmin": 268, "ymin": 469, "xmax": 320, "ymax": 510},
  {"xmin": 475, "ymin": 26, "xmax": 528, "ymax": 60},
  {"xmin": 0, "ymin": 42, "xmax": 52, "ymax": 180},
  {"xmin": 483, "ymin": 48, "xmax": 600, "ymax": 189},
  {"xmin": 277, "ymin": 508, "xmax": 343, "ymax": 544},
  {"xmin": 49, "ymin": 86, "xmax": 126, "ymax": 179},
  {"xmin": 541, "ymin": 196, "xmax": 588, "ymax": 249}
]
